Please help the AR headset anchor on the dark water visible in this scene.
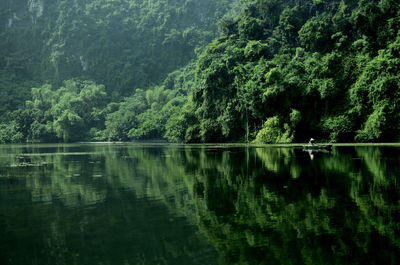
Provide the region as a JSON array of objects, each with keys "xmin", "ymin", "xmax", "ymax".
[{"xmin": 1, "ymin": 144, "xmax": 400, "ymax": 265}]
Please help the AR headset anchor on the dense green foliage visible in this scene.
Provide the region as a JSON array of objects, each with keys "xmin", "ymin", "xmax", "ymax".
[
  {"xmin": 0, "ymin": 79, "xmax": 107, "ymax": 142},
  {"xmin": 1, "ymin": 0, "xmax": 236, "ymax": 96},
  {"xmin": 0, "ymin": 0, "xmax": 399, "ymax": 143},
  {"xmin": 176, "ymin": 0, "xmax": 400, "ymax": 143}
]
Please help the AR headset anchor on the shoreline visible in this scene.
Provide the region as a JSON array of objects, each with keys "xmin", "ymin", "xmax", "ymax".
[{"xmin": 1, "ymin": 142, "xmax": 400, "ymax": 148}]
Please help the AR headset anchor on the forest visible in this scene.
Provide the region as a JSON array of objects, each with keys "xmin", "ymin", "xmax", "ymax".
[{"xmin": 0, "ymin": 0, "xmax": 399, "ymax": 143}]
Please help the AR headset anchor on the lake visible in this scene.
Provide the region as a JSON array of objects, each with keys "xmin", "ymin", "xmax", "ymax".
[{"xmin": 1, "ymin": 143, "xmax": 400, "ymax": 264}]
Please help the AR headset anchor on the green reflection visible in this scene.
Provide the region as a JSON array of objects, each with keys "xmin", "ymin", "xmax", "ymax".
[
  {"xmin": 0, "ymin": 144, "xmax": 217, "ymax": 265},
  {"xmin": 1, "ymin": 144, "xmax": 400, "ymax": 264},
  {"xmin": 175, "ymin": 145, "xmax": 400, "ymax": 265}
]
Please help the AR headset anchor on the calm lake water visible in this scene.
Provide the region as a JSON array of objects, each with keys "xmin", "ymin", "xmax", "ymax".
[{"xmin": 1, "ymin": 143, "xmax": 400, "ymax": 265}]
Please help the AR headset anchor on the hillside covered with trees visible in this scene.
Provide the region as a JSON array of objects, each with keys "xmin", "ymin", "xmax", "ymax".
[{"xmin": 0, "ymin": 0, "xmax": 399, "ymax": 143}]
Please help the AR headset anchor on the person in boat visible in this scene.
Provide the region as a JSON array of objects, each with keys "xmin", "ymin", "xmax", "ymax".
[{"xmin": 309, "ymin": 138, "xmax": 315, "ymax": 146}]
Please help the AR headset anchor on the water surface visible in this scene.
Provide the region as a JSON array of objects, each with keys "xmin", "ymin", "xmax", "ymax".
[{"xmin": 1, "ymin": 144, "xmax": 400, "ymax": 264}]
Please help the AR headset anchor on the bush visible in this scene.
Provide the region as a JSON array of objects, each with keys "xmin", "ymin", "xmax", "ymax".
[
  {"xmin": 0, "ymin": 121, "xmax": 24, "ymax": 143},
  {"xmin": 253, "ymin": 116, "xmax": 284, "ymax": 143}
]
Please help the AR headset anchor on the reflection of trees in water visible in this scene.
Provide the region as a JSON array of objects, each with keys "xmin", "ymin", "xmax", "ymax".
[
  {"xmin": 2, "ymin": 145, "xmax": 400, "ymax": 264},
  {"xmin": 0, "ymin": 145, "xmax": 108, "ymax": 207},
  {"xmin": 351, "ymin": 147, "xmax": 400, "ymax": 249},
  {"xmin": 175, "ymin": 146, "xmax": 400, "ymax": 265},
  {"xmin": 0, "ymin": 144, "xmax": 218, "ymax": 265}
]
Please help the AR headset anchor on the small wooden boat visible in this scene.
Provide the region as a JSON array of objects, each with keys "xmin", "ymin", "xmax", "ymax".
[{"xmin": 302, "ymin": 144, "xmax": 332, "ymax": 151}]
